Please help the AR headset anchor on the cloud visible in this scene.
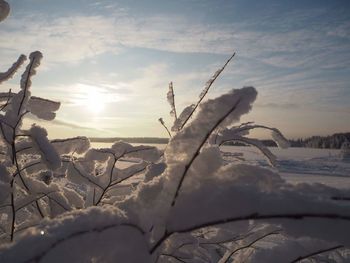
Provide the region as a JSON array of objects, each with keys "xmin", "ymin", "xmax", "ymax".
[
  {"xmin": 1, "ymin": 6, "xmax": 348, "ymax": 70},
  {"xmin": 0, "ymin": 15, "xmax": 120, "ymax": 65},
  {"xmin": 1, "ymin": 2, "xmax": 349, "ymax": 138},
  {"xmin": 23, "ymin": 112, "xmax": 100, "ymax": 131},
  {"xmin": 255, "ymin": 102, "xmax": 299, "ymax": 110},
  {"xmin": 50, "ymin": 118, "xmax": 101, "ymax": 131}
]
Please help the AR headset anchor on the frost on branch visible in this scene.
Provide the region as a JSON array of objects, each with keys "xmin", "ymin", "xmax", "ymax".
[
  {"xmin": 51, "ymin": 136, "xmax": 90, "ymax": 155},
  {"xmin": 2, "ymin": 52, "xmax": 42, "ymax": 127},
  {"xmin": 171, "ymin": 53, "xmax": 236, "ymax": 132},
  {"xmin": 0, "ymin": 55, "xmax": 26, "ymax": 84},
  {"xmin": 20, "ymin": 51, "xmax": 43, "ymax": 90},
  {"xmin": 109, "ymin": 141, "xmax": 161, "ymax": 162},
  {"xmin": 167, "ymin": 82, "xmax": 177, "ymax": 120},
  {"xmin": 29, "ymin": 125, "xmax": 61, "ymax": 170},
  {"xmin": 120, "ymin": 87, "xmax": 258, "ymax": 230},
  {"xmin": 0, "ymin": 93, "xmax": 61, "ymax": 121},
  {"xmin": 270, "ymin": 127, "xmax": 289, "ymax": 148},
  {"xmin": 213, "ymin": 123, "xmax": 289, "ymax": 166},
  {"xmin": 27, "ymin": 96, "xmax": 60, "ymax": 121},
  {"xmin": 0, "ymin": 51, "xmax": 43, "ymax": 161},
  {"xmin": 171, "ymin": 104, "xmax": 195, "ymax": 132},
  {"xmin": 0, "ymin": 0, "xmax": 10, "ymax": 23},
  {"xmin": 198, "ymin": 53, "xmax": 235, "ymax": 103},
  {"xmin": 166, "ymin": 87, "xmax": 257, "ymax": 164}
]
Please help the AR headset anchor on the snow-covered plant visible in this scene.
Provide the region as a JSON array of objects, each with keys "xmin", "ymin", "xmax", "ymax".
[
  {"xmin": 1, "ymin": 50, "xmax": 349, "ymax": 262},
  {"xmin": 1, "ymin": 4, "xmax": 350, "ymax": 261},
  {"xmin": 0, "ymin": 53, "xmax": 163, "ymax": 243},
  {"xmin": 0, "ymin": 51, "xmax": 86, "ymax": 242},
  {"xmin": 160, "ymin": 53, "xmax": 289, "ymax": 167}
]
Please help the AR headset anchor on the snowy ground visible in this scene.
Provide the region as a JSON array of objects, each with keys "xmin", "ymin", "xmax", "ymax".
[
  {"xmin": 92, "ymin": 143, "xmax": 350, "ymax": 189},
  {"xmin": 241, "ymin": 147, "xmax": 349, "ymax": 187},
  {"xmin": 222, "ymin": 146, "xmax": 350, "ymax": 189}
]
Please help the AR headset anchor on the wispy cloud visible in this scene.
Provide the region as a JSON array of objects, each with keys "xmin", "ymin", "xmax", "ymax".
[
  {"xmin": 255, "ymin": 102, "xmax": 299, "ymax": 110},
  {"xmin": 1, "ymin": 1, "xmax": 349, "ymax": 138},
  {"xmin": 1, "ymin": 6, "xmax": 348, "ymax": 70},
  {"xmin": 50, "ymin": 118, "xmax": 101, "ymax": 131},
  {"xmin": 0, "ymin": 15, "xmax": 119, "ymax": 65}
]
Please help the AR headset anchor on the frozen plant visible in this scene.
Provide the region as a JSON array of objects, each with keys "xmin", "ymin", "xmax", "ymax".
[
  {"xmin": 1, "ymin": 2, "xmax": 350, "ymax": 261},
  {"xmin": 1, "ymin": 53, "xmax": 349, "ymax": 262},
  {"xmin": 0, "ymin": 51, "xmax": 85, "ymax": 242},
  {"xmin": 0, "ymin": 52, "xmax": 162, "ymax": 244},
  {"xmin": 160, "ymin": 53, "xmax": 289, "ymax": 166}
]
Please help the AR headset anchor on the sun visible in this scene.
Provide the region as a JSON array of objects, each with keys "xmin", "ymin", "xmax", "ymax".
[
  {"xmin": 70, "ymin": 83, "xmax": 122, "ymax": 115},
  {"xmin": 71, "ymin": 84, "xmax": 109, "ymax": 114},
  {"xmin": 85, "ymin": 87, "xmax": 105, "ymax": 114}
]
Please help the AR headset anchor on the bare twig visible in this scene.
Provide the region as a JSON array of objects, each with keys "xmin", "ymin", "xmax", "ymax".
[
  {"xmin": 71, "ymin": 162, "xmax": 104, "ymax": 190},
  {"xmin": 94, "ymin": 157, "xmax": 118, "ymax": 206},
  {"xmin": 221, "ymin": 230, "xmax": 280, "ymax": 263},
  {"xmin": 158, "ymin": 253, "xmax": 187, "ymax": 263},
  {"xmin": 158, "ymin": 118, "xmax": 172, "ymax": 138},
  {"xmin": 150, "ymin": 212, "xmax": 350, "ymax": 254},
  {"xmin": 179, "ymin": 52, "xmax": 236, "ymax": 130},
  {"xmin": 290, "ymin": 245, "xmax": 343, "ymax": 263}
]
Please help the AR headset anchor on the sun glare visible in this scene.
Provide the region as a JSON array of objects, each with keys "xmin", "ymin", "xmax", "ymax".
[
  {"xmin": 86, "ymin": 88, "xmax": 105, "ymax": 113},
  {"xmin": 72, "ymin": 84, "xmax": 116, "ymax": 114}
]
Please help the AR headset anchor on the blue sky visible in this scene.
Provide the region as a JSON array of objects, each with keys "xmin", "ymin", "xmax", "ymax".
[{"xmin": 1, "ymin": 0, "xmax": 350, "ymax": 139}]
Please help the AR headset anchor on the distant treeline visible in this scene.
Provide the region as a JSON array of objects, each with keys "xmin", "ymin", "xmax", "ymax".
[
  {"xmin": 288, "ymin": 132, "xmax": 350, "ymax": 149},
  {"xmin": 89, "ymin": 137, "xmax": 169, "ymax": 144},
  {"xmin": 90, "ymin": 132, "xmax": 350, "ymax": 149},
  {"xmin": 226, "ymin": 133, "xmax": 350, "ymax": 149}
]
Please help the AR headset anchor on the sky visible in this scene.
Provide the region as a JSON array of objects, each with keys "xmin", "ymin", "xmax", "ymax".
[{"xmin": 0, "ymin": 0, "xmax": 349, "ymax": 139}]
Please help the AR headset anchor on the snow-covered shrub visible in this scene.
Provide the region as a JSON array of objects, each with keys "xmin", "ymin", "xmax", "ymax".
[
  {"xmin": 1, "ymin": 51, "xmax": 349, "ymax": 262},
  {"xmin": 1, "ymin": 3, "xmax": 350, "ymax": 261},
  {"xmin": 0, "ymin": 51, "xmax": 162, "ymax": 244}
]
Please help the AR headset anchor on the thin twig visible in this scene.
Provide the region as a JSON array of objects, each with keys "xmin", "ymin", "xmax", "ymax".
[
  {"xmin": 159, "ymin": 118, "xmax": 172, "ymax": 138},
  {"xmin": 150, "ymin": 212, "xmax": 350, "ymax": 254},
  {"xmin": 47, "ymin": 196, "xmax": 69, "ymax": 212},
  {"xmin": 109, "ymin": 166, "xmax": 147, "ymax": 188},
  {"xmin": 158, "ymin": 253, "xmax": 187, "ymax": 263},
  {"xmin": 94, "ymin": 156, "xmax": 119, "ymax": 206},
  {"xmin": 221, "ymin": 230, "xmax": 280, "ymax": 263},
  {"xmin": 290, "ymin": 245, "xmax": 343, "ymax": 263},
  {"xmin": 15, "ymin": 192, "xmax": 56, "ymax": 212},
  {"xmin": 71, "ymin": 162, "xmax": 104, "ymax": 190},
  {"xmin": 179, "ymin": 52, "xmax": 236, "ymax": 130}
]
